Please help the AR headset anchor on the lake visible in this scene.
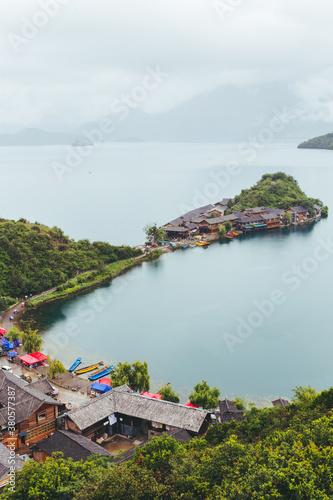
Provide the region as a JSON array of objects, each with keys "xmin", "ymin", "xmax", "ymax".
[{"xmin": 2, "ymin": 142, "xmax": 333, "ymax": 403}]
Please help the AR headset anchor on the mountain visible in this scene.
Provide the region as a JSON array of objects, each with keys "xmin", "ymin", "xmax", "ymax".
[
  {"xmin": 298, "ymin": 132, "xmax": 333, "ymax": 150},
  {"xmin": 0, "ymin": 128, "xmax": 75, "ymax": 146}
]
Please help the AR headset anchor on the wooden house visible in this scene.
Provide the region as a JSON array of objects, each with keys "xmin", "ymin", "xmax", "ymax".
[
  {"xmin": 0, "ymin": 371, "xmax": 61, "ymax": 450},
  {"xmin": 32, "ymin": 429, "xmax": 111, "ymax": 463},
  {"xmin": 288, "ymin": 206, "xmax": 309, "ymax": 223},
  {"xmin": 272, "ymin": 397, "xmax": 289, "ymax": 407},
  {"xmin": 260, "ymin": 213, "xmax": 281, "ymax": 229},
  {"xmin": 214, "ymin": 399, "xmax": 247, "ymax": 424},
  {"xmin": 65, "ymin": 385, "xmax": 211, "ymax": 442}
]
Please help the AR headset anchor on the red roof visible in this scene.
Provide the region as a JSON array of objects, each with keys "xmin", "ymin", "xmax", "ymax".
[
  {"xmin": 141, "ymin": 391, "xmax": 162, "ymax": 400},
  {"xmin": 99, "ymin": 378, "xmax": 111, "ymax": 386},
  {"xmin": 0, "ymin": 328, "xmax": 6, "ymax": 336},
  {"xmin": 185, "ymin": 401, "xmax": 199, "ymax": 408},
  {"xmin": 19, "ymin": 354, "xmax": 39, "ymax": 365},
  {"xmin": 30, "ymin": 352, "xmax": 48, "ymax": 362}
]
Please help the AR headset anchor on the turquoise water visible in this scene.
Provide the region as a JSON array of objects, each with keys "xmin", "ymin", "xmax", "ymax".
[{"xmin": 2, "ymin": 142, "xmax": 333, "ymax": 402}]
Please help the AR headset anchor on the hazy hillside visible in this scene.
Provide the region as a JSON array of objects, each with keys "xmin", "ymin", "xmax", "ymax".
[{"xmin": 298, "ymin": 132, "xmax": 333, "ymax": 150}]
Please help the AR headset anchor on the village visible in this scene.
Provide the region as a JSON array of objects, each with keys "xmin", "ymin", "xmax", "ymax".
[
  {"xmin": 163, "ymin": 199, "xmax": 323, "ymax": 242},
  {"xmin": 0, "ymin": 333, "xmax": 290, "ymax": 488}
]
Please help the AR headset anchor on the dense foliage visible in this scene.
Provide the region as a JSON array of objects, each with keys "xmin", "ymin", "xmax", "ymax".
[
  {"xmin": 298, "ymin": 132, "xmax": 333, "ymax": 150},
  {"xmin": 0, "ymin": 219, "xmax": 142, "ymax": 303},
  {"xmin": 111, "ymin": 360, "xmax": 150, "ymax": 392},
  {"xmin": 189, "ymin": 379, "xmax": 220, "ymax": 409},
  {"xmin": 228, "ymin": 172, "xmax": 323, "ymax": 215},
  {"xmin": 159, "ymin": 385, "xmax": 180, "ymax": 403},
  {"xmin": 5, "ymin": 385, "xmax": 333, "ymax": 499}
]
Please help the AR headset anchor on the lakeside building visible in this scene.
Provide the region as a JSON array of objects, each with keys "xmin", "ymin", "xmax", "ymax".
[
  {"xmin": 0, "ymin": 371, "xmax": 62, "ymax": 450},
  {"xmin": 0, "ymin": 442, "xmax": 24, "ymax": 488}
]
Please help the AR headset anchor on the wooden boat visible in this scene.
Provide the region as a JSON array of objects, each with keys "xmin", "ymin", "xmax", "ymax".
[
  {"xmin": 75, "ymin": 362, "xmax": 103, "ymax": 375},
  {"xmin": 182, "ymin": 244, "xmax": 189, "ymax": 249},
  {"xmin": 88, "ymin": 365, "xmax": 111, "ymax": 378},
  {"xmin": 195, "ymin": 241, "xmax": 210, "ymax": 246},
  {"xmin": 68, "ymin": 357, "xmax": 82, "ymax": 372},
  {"xmin": 226, "ymin": 233, "xmax": 234, "ymax": 238},
  {"xmin": 89, "ymin": 365, "xmax": 114, "ymax": 381}
]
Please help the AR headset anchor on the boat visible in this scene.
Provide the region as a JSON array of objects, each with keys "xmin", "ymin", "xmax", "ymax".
[
  {"xmin": 195, "ymin": 241, "xmax": 210, "ymax": 247},
  {"xmin": 182, "ymin": 244, "xmax": 189, "ymax": 249},
  {"xmin": 226, "ymin": 233, "xmax": 234, "ymax": 238},
  {"xmin": 75, "ymin": 362, "xmax": 103, "ymax": 375},
  {"xmin": 88, "ymin": 365, "xmax": 114, "ymax": 381},
  {"xmin": 68, "ymin": 357, "xmax": 82, "ymax": 372},
  {"xmin": 88, "ymin": 365, "xmax": 111, "ymax": 378}
]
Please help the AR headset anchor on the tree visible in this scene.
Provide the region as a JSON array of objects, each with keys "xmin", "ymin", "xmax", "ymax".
[
  {"xmin": 112, "ymin": 360, "xmax": 150, "ymax": 392},
  {"xmin": 224, "ymin": 221, "xmax": 232, "ymax": 232},
  {"xmin": 234, "ymin": 397, "xmax": 246, "ymax": 410},
  {"xmin": 285, "ymin": 211, "xmax": 291, "ymax": 224},
  {"xmin": 227, "ymin": 199, "xmax": 233, "ymax": 209},
  {"xmin": 6, "ymin": 326, "xmax": 21, "ymax": 342},
  {"xmin": 159, "ymin": 385, "xmax": 180, "ymax": 403},
  {"xmin": 218, "ymin": 224, "xmax": 226, "ymax": 239},
  {"xmin": 189, "ymin": 380, "xmax": 220, "ymax": 409},
  {"xmin": 21, "ymin": 328, "xmax": 43, "ymax": 353},
  {"xmin": 143, "ymin": 223, "xmax": 166, "ymax": 243},
  {"xmin": 322, "ymin": 206, "xmax": 328, "ymax": 218},
  {"xmin": 47, "ymin": 356, "xmax": 66, "ymax": 379},
  {"xmin": 292, "ymin": 385, "xmax": 317, "ymax": 406}
]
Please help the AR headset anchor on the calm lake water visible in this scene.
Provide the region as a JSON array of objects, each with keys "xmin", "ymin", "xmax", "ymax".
[{"xmin": 2, "ymin": 142, "xmax": 333, "ymax": 403}]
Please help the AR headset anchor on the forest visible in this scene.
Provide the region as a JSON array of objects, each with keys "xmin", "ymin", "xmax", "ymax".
[
  {"xmin": 0, "ymin": 219, "xmax": 142, "ymax": 310},
  {"xmin": 228, "ymin": 172, "xmax": 324, "ymax": 215}
]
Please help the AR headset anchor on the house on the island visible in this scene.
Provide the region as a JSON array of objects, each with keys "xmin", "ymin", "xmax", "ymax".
[
  {"xmin": 163, "ymin": 224, "xmax": 198, "ymax": 239},
  {"xmin": 215, "ymin": 198, "xmax": 233, "ymax": 208},
  {"xmin": 236, "ymin": 215, "xmax": 267, "ymax": 232},
  {"xmin": 260, "ymin": 213, "xmax": 281, "ymax": 229},
  {"xmin": 215, "ymin": 399, "xmax": 247, "ymax": 424},
  {"xmin": 207, "ymin": 206, "xmax": 226, "ymax": 217},
  {"xmin": 0, "ymin": 442, "xmax": 24, "ymax": 488},
  {"xmin": 31, "ymin": 429, "xmax": 111, "ymax": 463},
  {"xmin": 243, "ymin": 207, "xmax": 269, "ymax": 216},
  {"xmin": 64, "ymin": 385, "xmax": 212, "ymax": 442},
  {"xmin": 288, "ymin": 206, "xmax": 309, "ymax": 224},
  {"xmin": 272, "ymin": 397, "xmax": 289, "ymax": 407},
  {"xmin": 314, "ymin": 204, "xmax": 322, "ymax": 218},
  {"xmin": 0, "ymin": 371, "xmax": 62, "ymax": 450}
]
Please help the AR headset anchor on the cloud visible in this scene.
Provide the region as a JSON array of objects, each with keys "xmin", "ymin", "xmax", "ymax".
[{"xmin": 0, "ymin": 0, "xmax": 333, "ymax": 129}]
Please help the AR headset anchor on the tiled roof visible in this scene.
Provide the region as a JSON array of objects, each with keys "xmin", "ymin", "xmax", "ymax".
[
  {"xmin": 33, "ymin": 430, "xmax": 111, "ymax": 461},
  {"xmin": 68, "ymin": 386, "xmax": 209, "ymax": 433}
]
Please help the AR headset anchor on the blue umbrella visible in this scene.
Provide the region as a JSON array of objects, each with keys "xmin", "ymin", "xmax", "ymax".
[
  {"xmin": 8, "ymin": 342, "xmax": 14, "ymax": 349},
  {"xmin": 8, "ymin": 351, "xmax": 17, "ymax": 357}
]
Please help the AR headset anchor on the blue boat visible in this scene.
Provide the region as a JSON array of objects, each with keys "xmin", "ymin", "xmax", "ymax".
[
  {"xmin": 68, "ymin": 357, "xmax": 82, "ymax": 372},
  {"xmin": 182, "ymin": 245, "xmax": 189, "ymax": 249},
  {"xmin": 88, "ymin": 365, "xmax": 114, "ymax": 381}
]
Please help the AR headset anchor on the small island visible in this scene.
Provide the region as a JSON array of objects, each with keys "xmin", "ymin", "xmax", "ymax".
[{"xmin": 298, "ymin": 132, "xmax": 333, "ymax": 150}]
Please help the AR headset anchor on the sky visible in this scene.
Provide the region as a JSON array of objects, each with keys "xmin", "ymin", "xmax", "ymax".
[{"xmin": 1, "ymin": 0, "xmax": 333, "ymax": 132}]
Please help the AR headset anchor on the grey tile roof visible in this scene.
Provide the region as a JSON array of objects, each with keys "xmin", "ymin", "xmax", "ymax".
[
  {"xmin": 260, "ymin": 213, "xmax": 281, "ymax": 220},
  {"xmin": 314, "ymin": 204, "xmax": 321, "ymax": 211},
  {"xmin": 272, "ymin": 397, "xmax": 289, "ymax": 407},
  {"xmin": 267, "ymin": 208, "xmax": 285, "ymax": 215},
  {"xmin": 215, "ymin": 198, "xmax": 232, "ymax": 206},
  {"xmin": 290, "ymin": 206, "xmax": 308, "ymax": 213},
  {"xmin": 245, "ymin": 207, "xmax": 268, "ymax": 214},
  {"xmin": 33, "ymin": 430, "xmax": 111, "ymax": 461},
  {"xmin": 30, "ymin": 378, "xmax": 54, "ymax": 395},
  {"xmin": 0, "ymin": 443, "xmax": 24, "ymax": 480},
  {"xmin": 68, "ymin": 387, "xmax": 209, "ymax": 433},
  {"xmin": 0, "ymin": 371, "xmax": 61, "ymax": 426}
]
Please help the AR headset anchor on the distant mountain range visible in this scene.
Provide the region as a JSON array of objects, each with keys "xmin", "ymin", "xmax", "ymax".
[
  {"xmin": 298, "ymin": 132, "xmax": 333, "ymax": 150},
  {"xmin": 0, "ymin": 84, "xmax": 332, "ymax": 146}
]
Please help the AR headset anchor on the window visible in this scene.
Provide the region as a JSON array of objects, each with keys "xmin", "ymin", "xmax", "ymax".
[
  {"xmin": 38, "ymin": 421, "xmax": 55, "ymax": 436},
  {"xmin": 38, "ymin": 412, "xmax": 46, "ymax": 421}
]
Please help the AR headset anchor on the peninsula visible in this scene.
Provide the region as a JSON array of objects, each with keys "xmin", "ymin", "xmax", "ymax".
[{"xmin": 163, "ymin": 172, "xmax": 328, "ymax": 240}]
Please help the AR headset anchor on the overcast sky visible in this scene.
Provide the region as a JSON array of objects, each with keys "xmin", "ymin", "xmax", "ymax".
[{"xmin": 1, "ymin": 0, "xmax": 333, "ymax": 131}]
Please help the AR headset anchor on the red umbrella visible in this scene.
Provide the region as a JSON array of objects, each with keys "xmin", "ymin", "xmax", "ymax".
[
  {"xmin": 0, "ymin": 328, "xmax": 6, "ymax": 336},
  {"xmin": 184, "ymin": 401, "xmax": 199, "ymax": 408}
]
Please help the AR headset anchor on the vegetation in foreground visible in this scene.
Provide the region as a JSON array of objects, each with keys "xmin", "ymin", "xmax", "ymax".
[
  {"xmin": 4, "ymin": 385, "xmax": 333, "ymax": 499},
  {"xmin": 298, "ymin": 132, "xmax": 333, "ymax": 150},
  {"xmin": 0, "ymin": 219, "xmax": 142, "ymax": 311},
  {"xmin": 226, "ymin": 172, "xmax": 327, "ymax": 216}
]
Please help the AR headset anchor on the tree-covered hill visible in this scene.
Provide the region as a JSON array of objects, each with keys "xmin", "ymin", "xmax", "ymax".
[
  {"xmin": 4, "ymin": 385, "xmax": 333, "ymax": 499},
  {"xmin": 229, "ymin": 172, "xmax": 323, "ymax": 215},
  {"xmin": 298, "ymin": 132, "xmax": 333, "ymax": 150},
  {"xmin": 0, "ymin": 219, "xmax": 142, "ymax": 303}
]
